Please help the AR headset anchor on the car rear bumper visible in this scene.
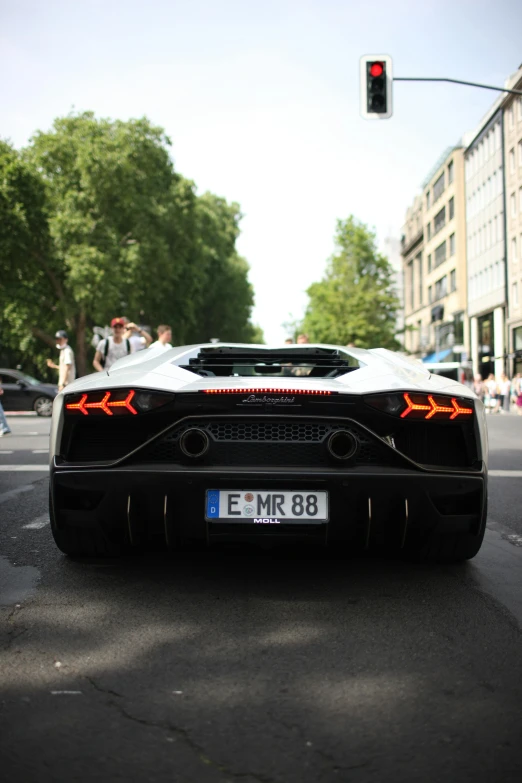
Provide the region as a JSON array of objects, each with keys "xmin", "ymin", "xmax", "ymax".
[{"xmin": 50, "ymin": 462, "xmax": 487, "ymax": 549}]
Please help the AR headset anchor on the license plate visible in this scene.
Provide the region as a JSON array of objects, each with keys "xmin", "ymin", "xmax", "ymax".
[{"xmin": 205, "ymin": 490, "xmax": 328, "ymax": 524}]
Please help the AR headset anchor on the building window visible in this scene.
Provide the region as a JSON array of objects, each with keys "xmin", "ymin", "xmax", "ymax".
[
  {"xmin": 428, "ymin": 285, "xmax": 432, "ymax": 303},
  {"xmin": 454, "ymin": 312, "xmax": 464, "ymax": 345},
  {"xmin": 512, "ymin": 237, "xmax": 517, "ymax": 264},
  {"xmin": 519, "ymin": 140, "xmax": 522, "ymax": 167},
  {"xmin": 408, "ymin": 260, "xmax": 414, "ymax": 311},
  {"xmin": 449, "ymin": 196, "xmax": 454, "ymax": 220},
  {"xmin": 433, "ymin": 172, "xmax": 445, "ymax": 202},
  {"xmin": 518, "ymin": 96, "xmax": 522, "ymax": 121},
  {"xmin": 450, "ymin": 269, "xmax": 456, "ymax": 292},
  {"xmin": 427, "ymin": 222, "xmax": 431, "ymax": 240},
  {"xmin": 520, "ymin": 187, "xmax": 522, "ymax": 213},
  {"xmin": 512, "ymin": 193, "xmax": 517, "ymax": 216},
  {"xmin": 434, "ymin": 240, "xmax": 447, "ymax": 267},
  {"xmin": 448, "ymin": 160, "xmax": 454, "ymax": 184},
  {"xmin": 513, "ymin": 282, "xmax": 519, "ymax": 308},
  {"xmin": 427, "ymin": 254, "xmax": 432, "ymax": 272},
  {"xmin": 509, "ymin": 105, "xmax": 515, "ymax": 128},
  {"xmin": 449, "ymin": 233, "xmax": 456, "ymax": 256},
  {"xmin": 435, "ymin": 276, "xmax": 447, "ymax": 300},
  {"xmin": 510, "ymin": 148, "xmax": 516, "ymax": 173},
  {"xmin": 426, "ymin": 191, "xmax": 431, "ymax": 210},
  {"xmin": 434, "ymin": 206, "xmax": 446, "ymax": 234},
  {"xmin": 416, "ymin": 252, "xmax": 423, "ymax": 306}
]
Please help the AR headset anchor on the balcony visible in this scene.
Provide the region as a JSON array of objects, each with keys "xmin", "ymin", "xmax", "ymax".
[{"xmin": 400, "ymin": 229, "xmax": 423, "ymax": 257}]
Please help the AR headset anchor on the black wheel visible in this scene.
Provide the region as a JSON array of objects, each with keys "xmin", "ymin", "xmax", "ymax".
[
  {"xmin": 49, "ymin": 487, "xmax": 122, "ymax": 557},
  {"xmin": 34, "ymin": 396, "xmax": 53, "ymax": 417},
  {"xmin": 406, "ymin": 495, "xmax": 487, "ymax": 563}
]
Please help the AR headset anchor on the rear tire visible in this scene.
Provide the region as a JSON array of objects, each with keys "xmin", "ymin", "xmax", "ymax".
[
  {"xmin": 49, "ymin": 488, "xmax": 122, "ymax": 557},
  {"xmin": 406, "ymin": 495, "xmax": 487, "ymax": 563}
]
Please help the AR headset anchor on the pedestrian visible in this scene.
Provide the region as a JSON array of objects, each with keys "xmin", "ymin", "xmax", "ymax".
[
  {"xmin": 499, "ymin": 373, "xmax": 511, "ymax": 413},
  {"xmin": 0, "ymin": 376, "xmax": 12, "ymax": 437},
  {"xmin": 284, "ymin": 338, "xmax": 293, "ymax": 345},
  {"xmin": 46, "ymin": 330, "xmax": 76, "ymax": 391},
  {"xmin": 473, "ymin": 374, "xmax": 484, "ymax": 401},
  {"xmin": 296, "ymin": 334, "xmax": 310, "ymax": 344},
  {"xmin": 512, "ymin": 373, "xmax": 522, "ymax": 416},
  {"xmin": 122, "ymin": 318, "xmax": 152, "ymax": 352},
  {"xmin": 93, "ymin": 317, "xmax": 135, "ymax": 372},
  {"xmin": 148, "ymin": 325, "xmax": 173, "ymax": 352},
  {"xmin": 485, "ymin": 373, "xmax": 498, "ymax": 414}
]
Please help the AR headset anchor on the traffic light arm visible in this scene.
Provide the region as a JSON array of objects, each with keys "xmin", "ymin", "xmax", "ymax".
[{"xmin": 393, "ymin": 77, "xmax": 522, "ymax": 96}]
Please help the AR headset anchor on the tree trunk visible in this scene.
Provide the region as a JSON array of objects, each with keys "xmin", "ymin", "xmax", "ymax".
[{"xmin": 75, "ymin": 310, "xmax": 88, "ymax": 378}]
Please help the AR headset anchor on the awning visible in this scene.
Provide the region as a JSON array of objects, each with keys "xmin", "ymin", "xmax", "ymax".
[{"xmin": 422, "ymin": 349, "xmax": 452, "ymax": 363}]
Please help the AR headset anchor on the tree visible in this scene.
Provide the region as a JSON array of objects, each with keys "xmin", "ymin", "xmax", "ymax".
[
  {"xmin": 0, "ymin": 140, "xmax": 57, "ymax": 376},
  {"xmin": 302, "ymin": 216, "xmax": 400, "ymax": 349},
  {"xmin": 0, "ymin": 112, "xmax": 259, "ymax": 376},
  {"xmin": 23, "ymin": 112, "xmax": 188, "ymax": 374}
]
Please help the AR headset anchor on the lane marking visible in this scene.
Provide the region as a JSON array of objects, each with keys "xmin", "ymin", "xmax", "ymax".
[
  {"xmin": 32, "ymin": 450, "xmax": 49, "ymax": 454},
  {"xmin": 23, "ymin": 515, "xmax": 50, "ymax": 530},
  {"xmin": 489, "ymin": 470, "xmax": 522, "ymax": 477},
  {"xmin": 0, "ymin": 483, "xmax": 36, "ymax": 506},
  {"xmin": 0, "ymin": 465, "xmax": 49, "ymax": 472},
  {"xmin": 0, "ymin": 450, "xmax": 14, "ymax": 454}
]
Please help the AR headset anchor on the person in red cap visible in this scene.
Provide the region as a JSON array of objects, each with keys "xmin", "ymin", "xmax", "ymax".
[{"xmin": 93, "ymin": 317, "xmax": 134, "ymax": 372}]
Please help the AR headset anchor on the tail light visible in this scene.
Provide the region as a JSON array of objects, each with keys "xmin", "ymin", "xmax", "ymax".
[
  {"xmin": 201, "ymin": 388, "xmax": 333, "ymax": 396},
  {"xmin": 365, "ymin": 392, "xmax": 473, "ymax": 421},
  {"xmin": 64, "ymin": 389, "xmax": 174, "ymax": 416}
]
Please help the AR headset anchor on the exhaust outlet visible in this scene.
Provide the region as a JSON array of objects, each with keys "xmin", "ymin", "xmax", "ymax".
[
  {"xmin": 179, "ymin": 428, "xmax": 210, "ymax": 458},
  {"xmin": 326, "ymin": 430, "xmax": 357, "ymax": 461}
]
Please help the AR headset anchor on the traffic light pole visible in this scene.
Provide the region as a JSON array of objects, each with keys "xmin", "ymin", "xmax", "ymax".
[{"xmin": 393, "ymin": 77, "xmax": 522, "ymax": 96}]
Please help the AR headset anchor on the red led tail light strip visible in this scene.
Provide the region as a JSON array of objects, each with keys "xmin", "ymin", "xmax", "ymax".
[
  {"xmin": 401, "ymin": 392, "xmax": 473, "ymax": 420},
  {"xmin": 203, "ymin": 388, "xmax": 331, "ymax": 395},
  {"xmin": 65, "ymin": 390, "xmax": 138, "ymax": 416},
  {"xmin": 425, "ymin": 396, "xmax": 454, "ymax": 420},
  {"xmin": 449, "ymin": 398, "xmax": 473, "ymax": 420},
  {"xmin": 400, "ymin": 393, "xmax": 430, "ymax": 418}
]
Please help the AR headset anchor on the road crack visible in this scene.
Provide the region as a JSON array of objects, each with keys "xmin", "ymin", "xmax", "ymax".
[
  {"xmin": 84, "ymin": 676, "xmax": 279, "ymax": 783},
  {"xmin": 267, "ymin": 709, "xmax": 371, "ymax": 776}
]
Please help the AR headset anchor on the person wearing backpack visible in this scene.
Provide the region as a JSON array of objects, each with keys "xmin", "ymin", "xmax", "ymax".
[{"xmin": 93, "ymin": 317, "xmax": 134, "ymax": 372}]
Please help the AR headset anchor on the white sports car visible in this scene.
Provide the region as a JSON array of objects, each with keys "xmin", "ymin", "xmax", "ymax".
[{"xmin": 49, "ymin": 343, "xmax": 488, "ymax": 561}]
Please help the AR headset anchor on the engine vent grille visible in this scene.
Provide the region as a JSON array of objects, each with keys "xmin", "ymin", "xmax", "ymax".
[{"xmin": 133, "ymin": 418, "xmax": 394, "ymax": 467}]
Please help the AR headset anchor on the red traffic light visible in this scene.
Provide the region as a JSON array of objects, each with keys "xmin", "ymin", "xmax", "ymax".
[{"xmin": 369, "ymin": 62, "xmax": 383, "ymax": 77}]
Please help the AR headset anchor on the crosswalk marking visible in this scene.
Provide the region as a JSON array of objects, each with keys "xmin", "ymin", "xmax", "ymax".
[
  {"xmin": 489, "ymin": 470, "xmax": 522, "ymax": 477},
  {"xmin": 32, "ymin": 449, "xmax": 49, "ymax": 454}
]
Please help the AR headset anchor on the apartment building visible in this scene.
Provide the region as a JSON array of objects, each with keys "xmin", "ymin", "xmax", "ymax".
[
  {"xmin": 401, "ymin": 195, "xmax": 423, "ymax": 355},
  {"xmin": 402, "ymin": 146, "xmax": 468, "ymax": 360},
  {"xmin": 384, "ymin": 235, "xmax": 405, "ymax": 343},
  {"xmin": 465, "ymin": 107, "xmax": 506, "ymax": 379},
  {"xmin": 504, "ymin": 69, "xmax": 522, "ymax": 375}
]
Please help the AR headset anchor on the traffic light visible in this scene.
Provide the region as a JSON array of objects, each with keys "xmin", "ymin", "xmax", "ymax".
[{"xmin": 360, "ymin": 55, "xmax": 393, "ymax": 119}]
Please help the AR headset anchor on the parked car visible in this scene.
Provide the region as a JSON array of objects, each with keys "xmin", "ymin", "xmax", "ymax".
[
  {"xmin": 49, "ymin": 343, "xmax": 487, "ymax": 562},
  {"xmin": 0, "ymin": 368, "xmax": 58, "ymax": 416}
]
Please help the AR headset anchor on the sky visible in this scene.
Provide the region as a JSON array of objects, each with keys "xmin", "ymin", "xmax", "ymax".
[{"xmin": 1, "ymin": 0, "xmax": 522, "ymax": 343}]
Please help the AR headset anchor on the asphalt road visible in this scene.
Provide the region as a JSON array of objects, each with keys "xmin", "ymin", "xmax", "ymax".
[{"xmin": 1, "ymin": 413, "xmax": 522, "ymax": 782}]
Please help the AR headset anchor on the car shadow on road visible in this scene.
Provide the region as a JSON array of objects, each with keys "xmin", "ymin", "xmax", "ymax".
[{"xmin": 2, "ymin": 545, "xmax": 522, "ymax": 783}]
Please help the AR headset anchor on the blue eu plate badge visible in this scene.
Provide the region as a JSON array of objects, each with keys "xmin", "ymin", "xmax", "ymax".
[{"xmin": 206, "ymin": 491, "xmax": 220, "ymax": 519}]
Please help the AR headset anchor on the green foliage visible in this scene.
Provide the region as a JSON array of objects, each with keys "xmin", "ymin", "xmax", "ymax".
[
  {"xmin": 302, "ymin": 216, "xmax": 400, "ymax": 349},
  {"xmin": 0, "ymin": 113, "xmax": 258, "ymax": 376}
]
